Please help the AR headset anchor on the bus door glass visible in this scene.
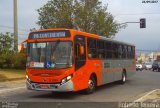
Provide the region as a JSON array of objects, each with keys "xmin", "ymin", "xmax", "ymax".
[{"xmin": 74, "ymin": 35, "xmax": 86, "ymax": 71}]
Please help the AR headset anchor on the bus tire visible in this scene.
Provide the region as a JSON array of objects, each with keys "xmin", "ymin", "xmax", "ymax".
[
  {"xmin": 85, "ymin": 75, "xmax": 96, "ymax": 94},
  {"xmin": 119, "ymin": 71, "xmax": 126, "ymax": 84}
]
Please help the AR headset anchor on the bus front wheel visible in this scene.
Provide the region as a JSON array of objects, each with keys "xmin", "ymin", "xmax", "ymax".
[{"xmin": 85, "ymin": 76, "xmax": 96, "ymax": 94}]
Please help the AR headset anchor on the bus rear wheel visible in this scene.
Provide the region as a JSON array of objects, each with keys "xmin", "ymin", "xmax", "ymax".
[
  {"xmin": 120, "ymin": 72, "xmax": 126, "ymax": 84},
  {"xmin": 85, "ymin": 76, "xmax": 96, "ymax": 94}
]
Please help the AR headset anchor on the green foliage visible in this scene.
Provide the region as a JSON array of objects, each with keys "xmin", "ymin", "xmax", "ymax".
[
  {"xmin": 0, "ymin": 33, "xmax": 26, "ymax": 69},
  {"xmin": 37, "ymin": 0, "xmax": 121, "ymax": 37},
  {"xmin": 37, "ymin": 0, "xmax": 75, "ymax": 29},
  {"xmin": 0, "ymin": 32, "xmax": 14, "ymax": 54},
  {"xmin": 12, "ymin": 53, "xmax": 26, "ymax": 69},
  {"xmin": 0, "ymin": 52, "xmax": 26, "ymax": 69}
]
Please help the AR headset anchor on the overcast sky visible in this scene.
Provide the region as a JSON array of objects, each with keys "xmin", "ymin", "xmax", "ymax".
[{"xmin": 0, "ymin": 0, "xmax": 160, "ymax": 50}]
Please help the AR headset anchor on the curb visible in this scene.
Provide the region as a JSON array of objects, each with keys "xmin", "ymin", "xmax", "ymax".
[{"xmin": 0, "ymin": 77, "xmax": 25, "ymax": 82}]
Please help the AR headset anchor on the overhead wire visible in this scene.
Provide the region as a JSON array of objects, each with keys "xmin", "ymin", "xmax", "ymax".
[
  {"xmin": 114, "ymin": 13, "xmax": 160, "ymax": 17},
  {"xmin": 0, "ymin": 25, "xmax": 30, "ymax": 32}
]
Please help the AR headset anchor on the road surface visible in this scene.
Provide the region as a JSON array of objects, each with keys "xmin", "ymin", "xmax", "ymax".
[{"xmin": 0, "ymin": 70, "xmax": 160, "ymax": 102}]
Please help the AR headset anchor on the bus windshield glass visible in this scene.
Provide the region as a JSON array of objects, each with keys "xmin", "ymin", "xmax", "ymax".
[{"xmin": 27, "ymin": 41, "xmax": 72, "ymax": 69}]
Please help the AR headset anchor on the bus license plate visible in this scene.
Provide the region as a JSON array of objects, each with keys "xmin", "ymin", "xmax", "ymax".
[{"xmin": 40, "ymin": 85, "xmax": 49, "ymax": 89}]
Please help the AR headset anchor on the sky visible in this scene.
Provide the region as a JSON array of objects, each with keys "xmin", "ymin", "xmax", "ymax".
[{"xmin": 0, "ymin": 0, "xmax": 160, "ymax": 50}]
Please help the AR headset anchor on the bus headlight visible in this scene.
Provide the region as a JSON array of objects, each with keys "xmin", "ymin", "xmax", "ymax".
[
  {"xmin": 26, "ymin": 75, "xmax": 31, "ymax": 83},
  {"xmin": 66, "ymin": 75, "xmax": 72, "ymax": 80},
  {"xmin": 26, "ymin": 75, "xmax": 28, "ymax": 79},
  {"xmin": 61, "ymin": 74, "xmax": 73, "ymax": 85}
]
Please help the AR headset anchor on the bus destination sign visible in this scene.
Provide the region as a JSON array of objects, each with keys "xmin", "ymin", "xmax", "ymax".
[{"xmin": 29, "ymin": 30, "xmax": 70, "ymax": 39}]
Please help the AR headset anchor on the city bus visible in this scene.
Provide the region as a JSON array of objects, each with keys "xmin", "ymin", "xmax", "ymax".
[{"xmin": 25, "ymin": 28, "xmax": 136, "ymax": 94}]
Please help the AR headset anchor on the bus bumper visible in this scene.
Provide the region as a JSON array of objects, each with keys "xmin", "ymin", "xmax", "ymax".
[{"xmin": 26, "ymin": 78, "xmax": 74, "ymax": 92}]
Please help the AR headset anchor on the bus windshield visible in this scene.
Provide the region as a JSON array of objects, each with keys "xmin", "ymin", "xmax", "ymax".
[{"xmin": 27, "ymin": 41, "xmax": 72, "ymax": 69}]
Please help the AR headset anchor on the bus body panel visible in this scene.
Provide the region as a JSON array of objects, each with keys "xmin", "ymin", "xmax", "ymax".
[
  {"xmin": 84, "ymin": 59, "xmax": 102, "ymax": 87},
  {"xmin": 101, "ymin": 59, "xmax": 135, "ymax": 85},
  {"xmin": 71, "ymin": 60, "xmax": 102, "ymax": 91},
  {"xmin": 26, "ymin": 67, "xmax": 74, "ymax": 83}
]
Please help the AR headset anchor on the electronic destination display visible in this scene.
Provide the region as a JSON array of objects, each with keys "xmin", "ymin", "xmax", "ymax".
[{"xmin": 29, "ymin": 30, "xmax": 70, "ymax": 39}]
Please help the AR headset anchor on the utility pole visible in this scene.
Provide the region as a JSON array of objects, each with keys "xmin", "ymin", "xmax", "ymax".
[{"xmin": 13, "ymin": 0, "xmax": 18, "ymax": 52}]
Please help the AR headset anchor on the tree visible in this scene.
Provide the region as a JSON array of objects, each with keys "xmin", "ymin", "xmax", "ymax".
[
  {"xmin": 0, "ymin": 33, "xmax": 14, "ymax": 68},
  {"xmin": 37, "ymin": 0, "xmax": 121, "ymax": 37},
  {"xmin": 37, "ymin": 0, "xmax": 75, "ymax": 29},
  {"xmin": 0, "ymin": 32, "xmax": 14, "ymax": 54}
]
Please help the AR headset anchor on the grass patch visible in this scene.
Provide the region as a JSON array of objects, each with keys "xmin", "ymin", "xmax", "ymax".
[
  {"xmin": 0, "ymin": 74, "xmax": 8, "ymax": 79},
  {"xmin": 0, "ymin": 69, "xmax": 25, "ymax": 81},
  {"xmin": 0, "ymin": 69, "xmax": 25, "ymax": 74}
]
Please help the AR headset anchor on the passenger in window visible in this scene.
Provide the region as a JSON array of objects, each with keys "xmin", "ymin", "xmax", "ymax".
[{"xmin": 88, "ymin": 54, "xmax": 92, "ymax": 58}]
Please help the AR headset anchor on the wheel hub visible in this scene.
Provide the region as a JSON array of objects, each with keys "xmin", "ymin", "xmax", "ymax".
[
  {"xmin": 88, "ymin": 80, "xmax": 94, "ymax": 90},
  {"xmin": 123, "ymin": 74, "xmax": 126, "ymax": 82}
]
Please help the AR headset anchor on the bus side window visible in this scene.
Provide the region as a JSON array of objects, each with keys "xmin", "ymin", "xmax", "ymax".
[
  {"xmin": 112, "ymin": 42, "xmax": 118, "ymax": 59},
  {"xmin": 122, "ymin": 45, "xmax": 127, "ymax": 59},
  {"xmin": 97, "ymin": 40, "xmax": 105, "ymax": 59},
  {"xmin": 131, "ymin": 46, "xmax": 135, "ymax": 59},
  {"xmin": 118, "ymin": 45, "xmax": 123, "ymax": 59},
  {"xmin": 105, "ymin": 41, "xmax": 112, "ymax": 59},
  {"xmin": 87, "ymin": 38, "xmax": 97, "ymax": 59},
  {"xmin": 127, "ymin": 46, "xmax": 131, "ymax": 59}
]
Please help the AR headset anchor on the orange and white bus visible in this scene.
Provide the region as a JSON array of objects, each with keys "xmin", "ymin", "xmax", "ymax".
[{"xmin": 25, "ymin": 28, "xmax": 136, "ymax": 93}]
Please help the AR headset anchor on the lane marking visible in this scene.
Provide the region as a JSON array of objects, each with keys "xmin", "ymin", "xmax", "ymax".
[
  {"xmin": 134, "ymin": 89, "xmax": 160, "ymax": 102},
  {"xmin": 0, "ymin": 86, "xmax": 26, "ymax": 94}
]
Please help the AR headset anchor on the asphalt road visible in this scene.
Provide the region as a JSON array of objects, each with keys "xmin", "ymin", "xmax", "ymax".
[{"xmin": 0, "ymin": 70, "xmax": 160, "ymax": 102}]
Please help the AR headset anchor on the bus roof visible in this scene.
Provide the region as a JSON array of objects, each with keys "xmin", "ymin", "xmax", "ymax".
[
  {"xmin": 99, "ymin": 36, "xmax": 135, "ymax": 47},
  {"xmin": 29, "ymin": 28, "xmax": 135, "ymax": 47}
]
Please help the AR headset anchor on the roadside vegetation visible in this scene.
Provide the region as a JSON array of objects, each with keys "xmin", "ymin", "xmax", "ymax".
[{"xmin": 0, "ymin": 32, "xmax": 26, "ymax": 69}]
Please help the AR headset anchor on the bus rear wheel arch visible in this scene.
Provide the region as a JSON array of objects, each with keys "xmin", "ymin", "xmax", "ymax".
[{"xmin": 85, "ymin": 73, "xmax": 97, "ymax": 94}]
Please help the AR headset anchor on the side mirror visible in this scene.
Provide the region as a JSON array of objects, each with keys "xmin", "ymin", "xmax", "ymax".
[{"xmin": 80, "ymin": 45, "xmax": 84, "ymax": 55}]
